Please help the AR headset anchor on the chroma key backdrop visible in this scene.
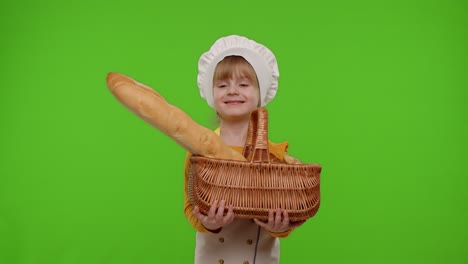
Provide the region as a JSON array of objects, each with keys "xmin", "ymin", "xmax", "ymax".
[{"xmin": 1, "ymin": 0, "xmax": 467, "ymax": 263}]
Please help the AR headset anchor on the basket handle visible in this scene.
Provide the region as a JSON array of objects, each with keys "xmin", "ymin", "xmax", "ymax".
[{"xmin": 242, "ymin": 107, "xmax": 270, "ymax": 163}]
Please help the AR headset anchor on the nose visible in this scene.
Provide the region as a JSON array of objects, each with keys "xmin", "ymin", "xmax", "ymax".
[{"xmin": 227, "ymin": 84, "xmax": 239, "ymax": 95}]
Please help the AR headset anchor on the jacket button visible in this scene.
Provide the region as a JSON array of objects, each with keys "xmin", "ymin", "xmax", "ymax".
[
  {"xmin": 243, "ymin": 261, "xmax": 249, "ymax": 264},
  {"xmin": 218, "ymin": 259, "xmax": 224, "ymax": 264},
  {"xmin": 246, "ymin": 239, "xmax": 253, "ymax": 245},
  {"xmin": 218, "ymin": 237, "xmax": 224, "ymax": 243}
]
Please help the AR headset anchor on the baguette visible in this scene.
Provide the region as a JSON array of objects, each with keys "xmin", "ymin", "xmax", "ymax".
[{"xmin": 106, "ymin": 72, "xmax": 246, "ymax": 161}]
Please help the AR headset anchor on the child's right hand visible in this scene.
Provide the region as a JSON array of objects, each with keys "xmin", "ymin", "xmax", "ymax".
[{"xmin": 192, "ymin": 200, "xmax": 235, "ymax": 232}]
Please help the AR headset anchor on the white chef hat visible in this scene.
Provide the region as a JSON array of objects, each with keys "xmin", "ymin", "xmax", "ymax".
[{"xmin": 197, "ymin": 35, "xmax": 279, "ymax": 108}]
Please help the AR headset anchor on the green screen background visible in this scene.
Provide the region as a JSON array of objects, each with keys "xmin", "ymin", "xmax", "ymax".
[{"xmin": 1, "ymin": 0, "xmax": 467, "ymax": 263}]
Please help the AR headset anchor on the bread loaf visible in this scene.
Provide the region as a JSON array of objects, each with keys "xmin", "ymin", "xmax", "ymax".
[{"xmin": 106, "ymin": 72, "xmax": 246, "ymax": 161}]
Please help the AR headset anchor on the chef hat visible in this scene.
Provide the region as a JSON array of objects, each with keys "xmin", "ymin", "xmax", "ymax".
[{"xmin": 197, "ymin": 35, "xmax": 279, "ymax": 108}]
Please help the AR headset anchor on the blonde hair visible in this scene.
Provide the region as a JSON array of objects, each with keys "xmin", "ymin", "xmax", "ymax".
[{"xmin": 213, "ymin": 56, "xmax": 259, "ymax": 88}]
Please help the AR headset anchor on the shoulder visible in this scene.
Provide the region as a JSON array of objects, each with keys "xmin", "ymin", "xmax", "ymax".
[
  {"xmin": 269, "ymin": 141, "xmax": 303, "ymax": 164},
  {"xmin": 268, "ymin": 140, "xmax": 289, "ymax": 161}
]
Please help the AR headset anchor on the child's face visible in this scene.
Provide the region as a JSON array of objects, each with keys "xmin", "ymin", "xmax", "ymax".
[{"xmin": 213, "ymin": 76, "xmax": 260, "ymax": 122}]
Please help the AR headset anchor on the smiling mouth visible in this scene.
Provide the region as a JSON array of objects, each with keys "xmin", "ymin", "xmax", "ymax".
[{"xmin": 224, "ymin": 101, "xmax": 245, "ymax": 104}]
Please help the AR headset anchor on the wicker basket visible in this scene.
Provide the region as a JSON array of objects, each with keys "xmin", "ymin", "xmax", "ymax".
[{"xmin": 188, "ymin": 107, "xmax": 321, "ymax": 221}]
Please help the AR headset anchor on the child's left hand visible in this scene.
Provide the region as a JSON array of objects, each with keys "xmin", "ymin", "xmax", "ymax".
[{"xmin": 253, "ymin": 209, "xmax": 306, "ymax": 233}]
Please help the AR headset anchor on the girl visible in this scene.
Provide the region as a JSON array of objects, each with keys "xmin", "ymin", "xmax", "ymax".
[{"xmin": 183, "ymin": 35, "xmax": 305, "ymax": 264}]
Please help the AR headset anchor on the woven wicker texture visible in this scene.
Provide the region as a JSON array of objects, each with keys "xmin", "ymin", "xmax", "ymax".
[{"xmin": 189, "ymin": 107, "xmax": 321, "ymax": 221}]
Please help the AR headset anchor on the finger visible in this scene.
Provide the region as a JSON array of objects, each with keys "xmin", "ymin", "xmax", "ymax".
[
  {"xmin": 282, "ymin": 210, "xmax": 290, "ymax": 226},
  {"xmin": 225, "ymin": 205, "xmax": 235, "ymax": 223},
  {"xmin": 193, "ymin": 205, "xmax": 199, "ymax": 215},
  {"xmin": 192, "ymin": 206, "xmax": 205, "ymax": 221},
  {"xmin": 208, "ymin": 200, "xmax": 218, "ymax": 218},
  {"xmin": 268, "ymin": 210, "xmax": 275, "ymax": 226},
  {"xmin": 216, "ymin": 200, "xmax": 226, "ymax": 219},
  {"xmin": 274, "ymin": 209, "xmax": 282, "ymax": 227}
]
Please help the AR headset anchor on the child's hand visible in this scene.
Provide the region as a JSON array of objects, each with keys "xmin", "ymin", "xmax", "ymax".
[
  {"xmin": 193, "ymin": 200, "xmax": 235, "ymax": 232},
  {"xmin": 254, "ymin": 209, "xmax": 305, "ymax": 233}
]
